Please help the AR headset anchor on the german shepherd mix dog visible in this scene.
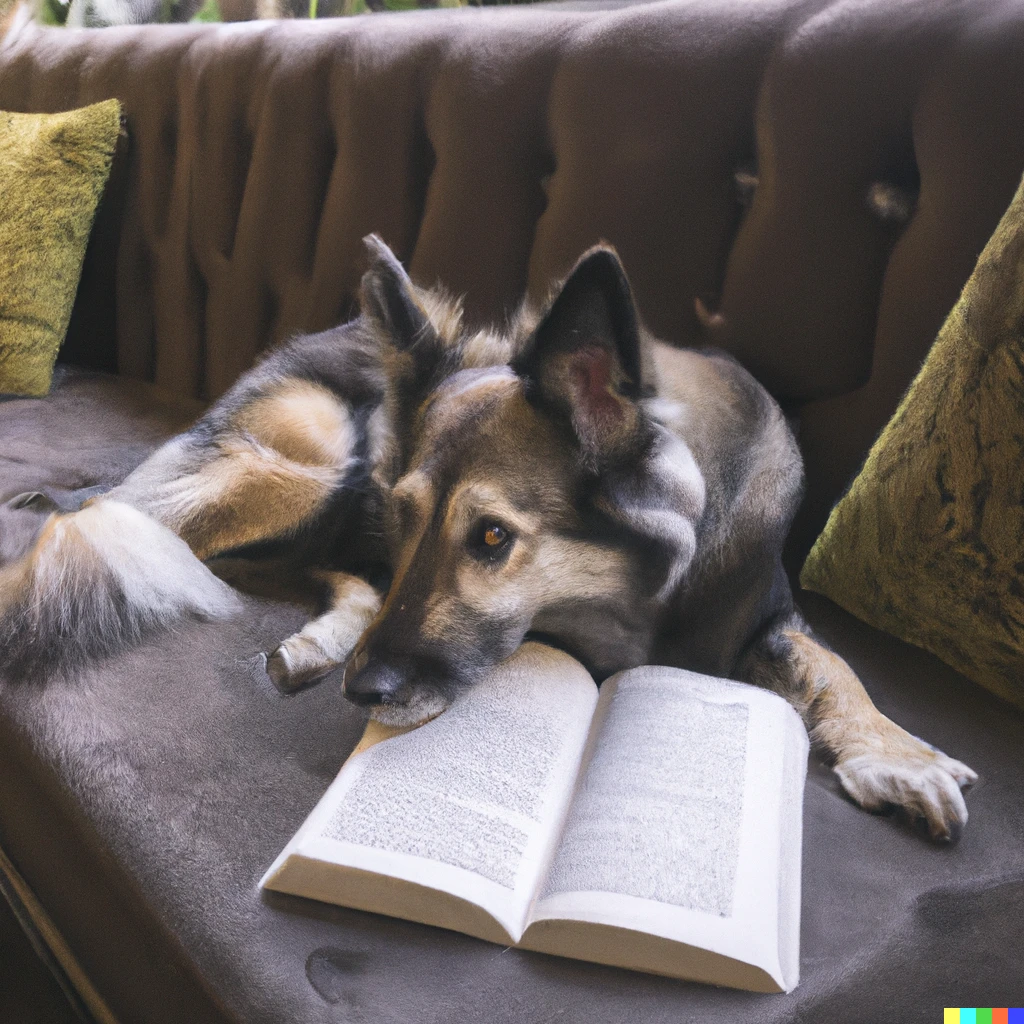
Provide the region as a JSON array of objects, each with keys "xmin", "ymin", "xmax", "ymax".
[{"xmin": 0, "ymin": 236, "xmax": 975, "ymax": 840}]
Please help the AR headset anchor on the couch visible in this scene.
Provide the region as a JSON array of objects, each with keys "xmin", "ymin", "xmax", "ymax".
[{"xmin": 1, "ymin": 1, "xmax": 1023, "ymax": 1021}]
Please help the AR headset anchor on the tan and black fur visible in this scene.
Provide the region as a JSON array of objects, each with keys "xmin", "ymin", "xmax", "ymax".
[{"xmin": 0, "ymin": 236, "xmax": 975, "ymax": 840}]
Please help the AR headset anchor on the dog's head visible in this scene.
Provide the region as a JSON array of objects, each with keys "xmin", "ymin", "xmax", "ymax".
[{"xmin": 344, "ymin": 238, "xmax": 705, "ymax": 725}]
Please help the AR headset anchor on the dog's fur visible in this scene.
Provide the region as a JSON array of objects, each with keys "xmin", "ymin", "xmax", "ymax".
[{"xmin": 0, "ymin": 236, "xmax": 975, "ymax": 840}]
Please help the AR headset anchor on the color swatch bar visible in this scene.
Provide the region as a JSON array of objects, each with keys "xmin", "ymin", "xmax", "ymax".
[{"xmin": 944, "ymin": 1011, "xmax": 1023, "ymax": 1024}]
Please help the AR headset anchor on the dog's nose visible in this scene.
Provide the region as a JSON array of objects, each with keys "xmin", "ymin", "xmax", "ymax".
[{"xmin": 343, "ymin": 660, "xmax": 413, "ymax": 708}]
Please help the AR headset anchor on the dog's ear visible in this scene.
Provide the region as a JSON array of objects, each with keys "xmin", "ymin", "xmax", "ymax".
[
  {"xmin": 516, "ymin": 246, "xmax": 646, "ymax": 463},
  {"xmin": 360, "ymin": 235, "xmax": 438, "ymax": 353}
]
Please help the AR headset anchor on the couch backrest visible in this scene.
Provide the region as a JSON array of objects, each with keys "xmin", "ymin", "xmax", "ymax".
[{"xmin": 3, "ymin": 0, "xmax": 1024, "ymax": 550}]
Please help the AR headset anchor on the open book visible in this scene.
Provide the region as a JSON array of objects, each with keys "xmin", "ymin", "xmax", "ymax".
[{"xmin": 261, "ymin": 642, "xmax": 809, "ymax": 993}]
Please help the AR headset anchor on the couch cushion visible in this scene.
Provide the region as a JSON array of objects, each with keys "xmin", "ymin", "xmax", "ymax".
[{"xmin": 1, "ymin": 370, "xmax": 1022, "ymax": 1023}]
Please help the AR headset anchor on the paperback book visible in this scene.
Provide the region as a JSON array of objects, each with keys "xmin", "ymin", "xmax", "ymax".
[{"xmin": 261, "ymin": 642, "xmax": 809, "ymax": 993}]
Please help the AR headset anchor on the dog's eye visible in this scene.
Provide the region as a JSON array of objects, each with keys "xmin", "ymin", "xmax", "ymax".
[
  {"xmin": 470, "ymin": 521, "xmax": 514, "ymax": 559},
  {"xmin": 484, "ymin": 525, "xmax": 507, "ymax": 547}
]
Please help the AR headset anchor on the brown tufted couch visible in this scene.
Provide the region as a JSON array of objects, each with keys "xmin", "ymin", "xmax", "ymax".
[{"xmin": 1, "ymin": 2, "xmax": 1023, "ymax": 1021}]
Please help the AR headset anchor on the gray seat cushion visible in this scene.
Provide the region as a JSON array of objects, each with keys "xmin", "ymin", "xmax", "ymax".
[{"xmin": 1, "ymin": 369, "xmax": 1023, "ymax": 1023}]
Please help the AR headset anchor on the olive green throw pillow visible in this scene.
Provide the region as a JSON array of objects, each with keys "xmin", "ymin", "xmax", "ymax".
[
  {"xmin": 801, "ymin": 174, "xmax": 1024, "ymax": 709},
  {"xmin": 0, "ymin": 100, "xmax": 121, "ymax": 396}
]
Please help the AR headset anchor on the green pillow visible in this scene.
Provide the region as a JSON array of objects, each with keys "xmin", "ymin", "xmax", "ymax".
[
  {"xmin": 801, "ymin": 173, "xmax": 1024, "ymax": 709},
  {"xmin": 0, "ymin": 100, "xmax": 121, "ymax": 396}
]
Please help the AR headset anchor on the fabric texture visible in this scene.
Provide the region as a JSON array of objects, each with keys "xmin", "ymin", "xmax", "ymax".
[
  {"xmin": 1, "ymin": 2, "xmax": 1024, "ymax": 1020},
  {"xmin": 8, "ymin": 0, "xmax": 1024, "ymax": 555},
  {"xmin": 801, "ymin": 173, "xmax": 1024, "ymax": 709},
  {"xmin": 0, "ymin": 99, "xmax": 120, "ymax": 397},
  {"xmin": 2, "ymin": 369, "xmax": 1023, "ymax": 1024}
]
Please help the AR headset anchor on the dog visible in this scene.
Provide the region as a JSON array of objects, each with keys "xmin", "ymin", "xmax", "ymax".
[{"xmin": 0, "ymin": 235, "xmax": 975, "ymax": 841}]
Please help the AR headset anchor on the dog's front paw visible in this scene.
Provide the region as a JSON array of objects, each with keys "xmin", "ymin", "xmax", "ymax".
[
  {"xmin": 265, "ymin": 636, "xmax": 340, "ymax": 693},
  {"xmin": 834, "ymin": 737, "xmax": 977, "ymax": 842}
]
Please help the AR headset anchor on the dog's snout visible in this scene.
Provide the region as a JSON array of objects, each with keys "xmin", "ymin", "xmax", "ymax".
[{"xmin": 343, "ymin": 660, "xmax": 413, "ymax": 708}]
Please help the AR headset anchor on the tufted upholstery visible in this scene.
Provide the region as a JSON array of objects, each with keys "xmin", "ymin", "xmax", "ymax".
[
  {"xmin": 5, "ymin": 0, "xmax": 1024, "ymax": 548},
  {"xmin": 4, "ymin": 5, "xmax": 1024, "ymax": 1022}
]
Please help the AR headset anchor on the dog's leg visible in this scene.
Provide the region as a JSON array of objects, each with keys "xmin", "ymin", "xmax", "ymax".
[
  {"xmin": 742, "ymin": 617, "xmax": 977, "ymax": 841},
  {"xmin": 0, "ymin": 378, "xmax": 361, "ymax": 677},
  {"xmin": 266, "ymin": 572, "xmax": 382, "ymax": 693},
  {"xmin": 108, "ymin": 378, "xmax": 357, "ymax": 560}
]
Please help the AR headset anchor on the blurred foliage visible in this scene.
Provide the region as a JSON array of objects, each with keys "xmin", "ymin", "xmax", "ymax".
[
  {"xmin": 315, "ymin": 0, "xmax": 532, "ymax": 13},
  {"xmin": 320, "ymin": 0, "xmax": 522, "ymax": 13},
  {"xmin": 190, "ymin": 0, "xmax": 220, "ymax": 19},
  {"xmin": 23, "ymin": 0, "xmax": 541, "ymax": 29},
  {"xmin": 37, "ymin": 0, "xmax": 71, "ymax": 23}
]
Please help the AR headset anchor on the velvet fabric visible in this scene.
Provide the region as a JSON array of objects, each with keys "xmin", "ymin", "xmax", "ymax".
[
  {"xmin": 3, "ymin": 1, "xmax": 1024, "ymax": 1019},
  {"xmin": 1, "ymin": 370, "xmax": 1022, "ymax": 1023},
  {"xmin": 803, "ymin": 172, "xmax": 1024, "ymax": 709},
  {"xmin": 6, "ymin": 0, "xmax": 1024, "ymax": 551}
]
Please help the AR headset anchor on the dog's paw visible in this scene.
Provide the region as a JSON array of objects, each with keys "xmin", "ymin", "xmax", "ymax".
[
  {"xmin": 265, "ymin": 636, "xmax": 340, "ymax": 693},
  {"xmin": 265, "ymin": 576, "xmax": 380, "ymax": 694},
  {"xmin": 835, "ymin": 737, "xmax": 977, "ymax": 842}
]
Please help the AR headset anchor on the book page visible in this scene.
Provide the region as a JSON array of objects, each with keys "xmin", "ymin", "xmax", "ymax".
[
  {"xmin": 261, "ymin": 642, "xmax": 598, "ymax": 945},
  {"xmin": 522, "ymin": 667, "xmax": 808, "ymax": 992}
]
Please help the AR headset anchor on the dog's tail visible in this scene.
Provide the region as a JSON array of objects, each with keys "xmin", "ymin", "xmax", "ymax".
[{"xmin": 0, "ymin": 499, "xmax": 240, "ymax": 680}]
